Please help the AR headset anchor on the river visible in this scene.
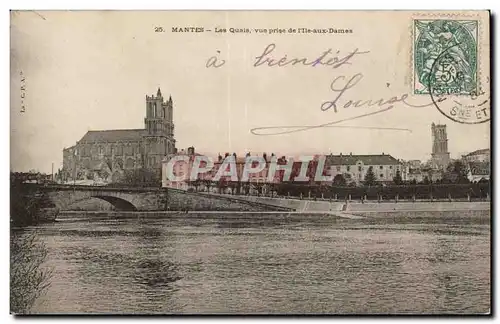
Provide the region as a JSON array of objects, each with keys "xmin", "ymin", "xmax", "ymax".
[{"xmin": 18, "ymin": 210, "xmax": 490, "ymax": 314}]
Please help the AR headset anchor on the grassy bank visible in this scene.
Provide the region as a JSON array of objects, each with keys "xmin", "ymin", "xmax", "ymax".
[{"xmin": 10, "ymin": 230, "xmax": 52, "ymax": 314}]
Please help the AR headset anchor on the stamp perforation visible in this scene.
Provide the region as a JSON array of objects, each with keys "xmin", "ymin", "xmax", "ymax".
[
  {"xmin": 410, "ymin": 12, "xmax": 486, "ymax": 95},
  {"xmin": 412, "ymin": 18, "xmax": 479, "ymax": 96}
]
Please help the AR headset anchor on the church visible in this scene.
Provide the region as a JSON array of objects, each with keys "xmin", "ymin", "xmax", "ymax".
[{"xmin": 62, "ymin": 88, "xmax": 177, "ymax": 184}]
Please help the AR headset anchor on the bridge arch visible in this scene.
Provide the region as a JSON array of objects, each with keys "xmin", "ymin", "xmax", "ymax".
[
  {"xmin": 37, "ymin": 185, "xmax": 167, "ymax": 212},
  {"xmin": 46, "ymin": 191, "xmax": 139, "ymax": 212},
  {"xmin": 91, "ymin": 195, "xmax": 138, "ymax": 211}
]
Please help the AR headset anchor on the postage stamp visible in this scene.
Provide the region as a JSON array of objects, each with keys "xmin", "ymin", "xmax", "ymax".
[{"xmin": 413, "ymin": 19, "xmax": 478, "ymax": 96}]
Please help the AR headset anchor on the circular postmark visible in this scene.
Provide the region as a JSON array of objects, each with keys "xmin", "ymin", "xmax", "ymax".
[
  {"xmin": 428, "ymin": 45, "xmax": 490, "ymax": 125},
  {"xmin": 429, "ymin": 44, "xmax": 490, "ymax": 124}
]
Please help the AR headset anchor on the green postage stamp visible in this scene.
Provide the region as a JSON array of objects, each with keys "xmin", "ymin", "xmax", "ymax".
[{"xmin": 413, "ymin": 19, "xmax": 478, "ymax": 95}]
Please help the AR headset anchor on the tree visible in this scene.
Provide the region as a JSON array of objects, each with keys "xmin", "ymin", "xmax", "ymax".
[
  {"xmin": 364, "ymin": 166, "xmax": 376, "ymax": 186},
  {"xmin": 234, "ymin": 180, "xmax": 242, "ymax": 195},
  {"xmin": 202, "ymin": 179, "xmax": 213, "ymax": 193},
  {"xmin": 318, "ymin": 183, "xmax": 329, "ymax": 199},
  {"xmin": 444, "ymin": 160, "xmax": 469, "ymax": 184},
  {"xmin": 99, "ymin": 169, "xmax": 110, "ymax": 182},
  {"xmin": 342, "ymin": 173, "xmax": 356, "ymax": 187},
  {"xmin": 242, "ymin": 180, "xmax": 251, "ymax": 195},
  {"xmin": 118, "ymin": 168, "xmax": 161, "ymax": 187},
  {"xmin": 252, "ymin": 182, "xmax": 265, "ymax": 196},
  {"xmin": 332, "ymin": 174, "xmax": 347, "ymax": 186},
  {"xmin": 422, "ymin": 176, "xmax": 430, "ymax": 185},
  {"xmin": 190, "ymin": 179, "xmax": 201, "ymax": 192},
  {"xmin": 217, "ymin": 178, "xmax": 227, "ymax": 194},
  {"xmin": 478, "ymin": 177, "xmax": 489, "ymax": 184},
  {"xmin": 11, "ymin": 231, "xmax": 52, "ymax": 313},
  {"xmin": 393, "ymin": 170, "xmax": 403, "ymax": 185},
  {"xmin": 228, "ymin": 181, "xmax": 240, "ymax": 195}
]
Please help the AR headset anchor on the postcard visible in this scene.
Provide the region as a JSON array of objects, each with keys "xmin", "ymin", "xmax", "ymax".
[{"xmin": 10, "ymin": 10, "xmax": 490, "ymax": 315}]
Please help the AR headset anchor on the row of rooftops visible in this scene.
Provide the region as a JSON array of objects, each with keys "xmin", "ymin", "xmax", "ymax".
[
  {"xmin": 64, "ymin": 128, "xmax": 488, "ymax": 169},
  {"xmin": 407, "ymin": 161, "xmax": 490, "ymax": 176},
  {"xmin": 202, "ymin": 152, "xmax": 402, "ymax": 166},
  {"xmin": 463, "ymin": 148, "xmax": 490, "ymax": 157}
]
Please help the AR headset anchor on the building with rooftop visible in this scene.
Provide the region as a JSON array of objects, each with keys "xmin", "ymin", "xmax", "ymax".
[
  {"xmin": 324, "ymin": 153, "xmax": 406, "ymax": 185},
  {"xmin": 462, "ymin": 148, "xmax": 490, "ymax": 163},
  {"xmin": 466, "ymin": 161, "xmax": 490, "ymax": 183},
  {"xmin": 62, "ymin": 88, "xmax": 176, "ymax": 184}
]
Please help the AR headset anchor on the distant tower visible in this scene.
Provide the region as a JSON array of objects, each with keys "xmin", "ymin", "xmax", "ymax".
[
  {"xmin": 431, "ymin": 123, "xmax": 450, "ymax": 170},
  {"xmin": 144, "ymin": 87, "xmax": 176, "ymax": 169}
]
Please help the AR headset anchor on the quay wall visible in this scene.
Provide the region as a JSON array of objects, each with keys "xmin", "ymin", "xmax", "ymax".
[
  {"xmin": 345, "ymin": 201, "xmax": 491, "ymax": 212},
  {"xmin": 234, "ymin": 195, "xmax": 490, "ymax": 212},
  {"xmin": 166, "ymin": 189, "xmax": 292, "ymax": 212}
]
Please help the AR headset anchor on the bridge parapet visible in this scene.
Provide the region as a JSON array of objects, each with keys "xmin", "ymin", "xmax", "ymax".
[
  {"xmin": 37, "ymin": 184, "xmax": 166, "ymax": 193},
  {"xmin": 167, "ymin": 189, "xmax": 293, "ymax": 212},
  {"xmin": 18, "ymin": 184, "xmax": 292, "ymax": 212}
]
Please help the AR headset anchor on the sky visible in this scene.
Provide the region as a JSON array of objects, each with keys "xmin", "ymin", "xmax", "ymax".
[{"xmin": 10, "ymin": 11, "xmax": 490, "ymax": 173}]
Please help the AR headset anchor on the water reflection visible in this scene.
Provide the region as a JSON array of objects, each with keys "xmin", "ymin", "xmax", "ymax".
[
  {"xmin": 133, "ymin": 225, "xmax": 181, "ymax": 313},
  {"xmin": 28, "ymin": 212, "xmax": 490, "ymax": 314}
]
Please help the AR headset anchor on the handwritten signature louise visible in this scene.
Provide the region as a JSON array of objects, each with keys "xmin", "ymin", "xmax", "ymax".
[{"xmin": 248, "ymin": 44, "xmax": 446, "ymax": 136}]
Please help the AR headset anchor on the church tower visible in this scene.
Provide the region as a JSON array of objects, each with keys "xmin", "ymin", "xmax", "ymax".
[
  {"xmin": 143, "ymin": 87, "xmax": 176, "ymax": 170},
  {"xmin": 431, "ymin": 123, "xmax": 450, "ymax": 170}
]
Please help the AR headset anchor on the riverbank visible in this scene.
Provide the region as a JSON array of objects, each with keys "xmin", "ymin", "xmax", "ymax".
[
  {"xmin": 58, "ymin": 210, "xmax": 360, "ymax": 220},
  {"xmin": 57, "ymin": 201, "xmax": 490, "ymax": 221},
  {"xmin": 221, "ymin": 195, "xmax": 490, "ymax": 213},
  {"xmin": 344, "ymin": 201, "xmax": 490, "ymax": 212}
]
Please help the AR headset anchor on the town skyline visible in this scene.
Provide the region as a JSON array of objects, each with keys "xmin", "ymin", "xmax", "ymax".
[
  {"xmin": 11, "ymin": 134, "xmax": 488, "ymax": 175},
  {"xmin": 10, "ymin": 89, "xmax": 488, "ymax": 174},
  {"xmin": 10, "ymin": 11, "xmax": 490, "ymax": 174},
  {"xmin": 11, "ymin": 99, "xmax": 489, "ymax": 174}
]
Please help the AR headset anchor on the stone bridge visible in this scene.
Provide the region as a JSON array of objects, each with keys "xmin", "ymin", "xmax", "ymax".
[
  {"xmin": 37, "ymin": 185, "xmax": 168, "ymax": 211},
  {"xmin": 31, "ymin": 185, "xmax": 293, "ymax": 212}
]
